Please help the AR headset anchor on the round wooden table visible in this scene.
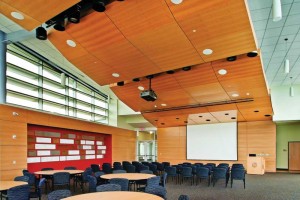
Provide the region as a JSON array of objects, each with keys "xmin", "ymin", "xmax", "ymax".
[
  {"xmin": 62, "ymin": 191, "xmax": 163, "ymax": 200},
  {"xmin": 0, "ymin": 181, "xmax": 28, "ymax": 191},
  {"xmin": 34, "ymin": 170, "xmax": 84, "ymax": 176},
  {"xmin": 100, "ymin": 173, "xmax": 155, "ymax": 181}
]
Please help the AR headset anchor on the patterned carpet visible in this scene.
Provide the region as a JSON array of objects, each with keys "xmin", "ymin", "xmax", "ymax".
[{"xmin": 41, "ymin": 173, "xmax": 300, "ymax": 200}]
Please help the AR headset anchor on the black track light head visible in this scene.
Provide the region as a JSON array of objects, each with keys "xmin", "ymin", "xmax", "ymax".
[
  {"xmin": 226, "ymin": 56, "xmax": 237, "ymax": 62},
  {"xmin": 132, "ymin": 78, "xmax": 140, "ymax": 82},
  {"xmin": 182, "ymin": 66, "xmax": 191, "ymax": 71},
  {"xmin": 36, "ymin": 27, "xmax": 47, "ymax": 40},
  {"xmin": 247, "ymin": 51, "xmax": 258, "ymax": 57},
  {"xmin": 117, "ymin": 81, "xmax": 124, "ymax": 86},
  {"xmin": 54, "ymin": 19, "xmax": 65, "ymax": 31},
  {"xmin": 68, "ymin": 9, "xmax": 81, "ymax": 24},
  {"xmin": 166, "ymin": 70, "xmax": 175, "ymax": 74},
  {"xmin": 93, "ymin": 0, "xmax": 107, "ymax": 12}
]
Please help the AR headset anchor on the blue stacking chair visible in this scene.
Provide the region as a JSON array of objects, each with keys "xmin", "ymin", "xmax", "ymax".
[
  {"xmin": 231, "ymin": 168, "xmax": 246, "ymax": 189},
  {"xmin": 145, "ymin": 185, "xmax": 167, "ymax": 200},
  {"xmin": 47, "ymin": 189, "xmax": 71, "ymax": 200},
  {"xmin": 7, "ymin": 185, "xmax": 30, "ymax": 200},
  {"xmin": 109, "ymin": 178, "xmax": 129, "ymax": 191},
  {"xmin": 96, "ymin": 184, "xmax": 121, "ymax": 192}
]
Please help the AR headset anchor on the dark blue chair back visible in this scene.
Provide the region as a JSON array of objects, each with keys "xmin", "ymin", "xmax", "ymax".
[
  {"xmin": 109, "ymin": 178, "xmax": 129, "ymax": 191},
  {"xmin": 7, "ymin": 185, "xmax": 30, "ymax": 200},
  {"xmin": 91, "ymin": 164, "xmax": 101, "ymax": 173},
  {"xmin": 125, "ymin": 164, "xmax": 136, "ymax": 173},
  {"xmin": 47, "ymin": 189, "xmax": 71, "ymax": 200},
  {"xmin": 147, "ymin": 176, "xmax": 160, "ymax": 187},
  {"xmin": 14, "ymin": 175, "xmax": 29, "ymax": 182},
  {"xmin": 87, "ymin": 175, "xmax": 97, "ymax": 192},
  {"xmin": 145, "ymin": 185, "xmax": 167, "ymax": 200},
  {"xmin": 178, "ymin": 194, "xmax": 190, "ymax": 200},
  {"xmin": 113, "ymin": 169, "xmax": 127, "ymax": 174},
  {"xmin": 96, "ymin": 183, "xmax": 121, "ymax": 192}
]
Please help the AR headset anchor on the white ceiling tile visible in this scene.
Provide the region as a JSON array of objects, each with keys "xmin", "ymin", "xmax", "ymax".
[
  {"xmin": 262, "ymin": 37, "xmax": 279, "ymax": 46},
  {"xmin": 255, "ymin": 29, "xmax": 266, "ymax": 40},
  {"xmin": 264, "ymin": 27, "xmax": 282, "ymax": 38},
  {"xmin": 285, "ymin": 14, "xmax": 300, "ymax": 26},
  {"xmin": 0, "ymin": 27, "xmax": 11, "ymax": 33},
  {"xmin": 294, "ymin": 33, "xmax": 300, "ymax": 41},
  {"xmin": 267, "ymin": 17, "xmax": 287, "ymax": 29},
  {"xmin": 281, "ymin": 25, "xmax": 300, "ymax": 36},
  {"xmin": 250, "ymin": 8, "xmax": 271, "ymax": 21},
  {"xmin": 290, "ymin": 2, "xmax": 300, "ymax": 15},
  {"xmin": 247, "ymin": 0, "xmax": 272, "ymax": 10},
  {"xmin": 253, "ymin": 19, "xmax": 268, "ymax": 31}
]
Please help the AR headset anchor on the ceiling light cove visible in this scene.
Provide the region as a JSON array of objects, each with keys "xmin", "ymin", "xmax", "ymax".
[
  {"xmin": 203, "ymin": 49, "xmax": 213, "ymax": 55},
  {"xmin": 112, "ymin": 73, "xmax": 120, "ymax": 78},
  {"xmin": 11, "ymin": 12, "xmax": 24, "ymax": 20},
  {"xmin": 66, "ymin": 40, "xmax": 76, "ymax": 47},
  {"xmin": 171, "ymin": 0, "xmax": 183, "ymax": 5},
  {"xmin": 231, "ymin": 93, "xmax": 239, "ymax": 97},
  {"xmin": 218, "ymin": 69, "xmax": 227, "ymax": 75}
]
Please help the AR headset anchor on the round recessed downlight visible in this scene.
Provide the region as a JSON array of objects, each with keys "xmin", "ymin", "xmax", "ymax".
[
  {"xmin": 231, "ymin": 117, "xmax": 236, "ymax": 120},
  {"xmin": 246, "ymin": 92, "xmax": 250, "ymax": 96},
  {"xmin": 232, "ymin": 93, "xmax": 239, "ymax": 97},
  {"xmin": 218, "ymin": 69, "xmax": 227, "ymax": 75},
  {"xmin": 112, "ymin": 73, "xmax": 120, "ymax": 78},
  {"xmin": 138, "ymin": 86, "xmax": 144, "ymax": 91},
  {"xmin": 203, "ymin": 49, "xmax": 213, "ymax": 55},
  {"xmin": 171, "ymin": 0, "xmax": 183, "ymax": 4},
  {"xmin": 66, "ymin": 40, "xmax": 76, "ymax": 47},
  {"xmin": 265, "ymin": 114, "xmax": 271, "ymax": 117},
  {"xmin": 11, "ymin": 12, "xmax": 24, "ymax": 20},
  {"xmin": 161, "ymin": 103, "xmax": 167, "ymax": 106},
  {"xmin": 192, "ymin": 29, "xmax": 197, "ymax": 33},
  {"xmin": 206, "ymin": 119, "xmax": 211, "ymax": 122}
]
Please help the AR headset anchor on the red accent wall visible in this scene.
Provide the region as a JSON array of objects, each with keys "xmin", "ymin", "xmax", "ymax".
[{"xmin": 27, "ymin": 125, "xmax": 112, "ymax": 172}]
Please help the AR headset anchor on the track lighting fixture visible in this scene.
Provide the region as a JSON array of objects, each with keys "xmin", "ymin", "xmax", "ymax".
[
  {"xmin": 247, "ymin": 51, "xmax": 258, "ymax": 57},
  {"xmin": 182, "ymin": 66, "xmax": 191, "ymax": 71},
  {"xmin": 93, "ymin": 0, "xmax": 107, "ymax": 12},
  {"xmin": 117, "ymin": 81, "xmax": 124, "ymax": 86},
  {"xmin": 132, "ymin": 78, "xmax": 140, "ymax": 82},
  {"xmin": 226, "ymin": 56, "xmax": 237, "ymax": 62},
  {"xmin": 54, "ymin": 19, "xmax": 65, "ymax": 31},
  {"xmin": 273, "ymin": 0, "xmax": 282, "ymax": 22},
  {"xmin": 166, "ymin": 70, "xmax": 175, "ymax": 74},
  {"xmin": 36, "ymin": 26, "xmax": 47, "ymax": 40},
  {"xmin": 68, "ymin": 6, "xmax": 81, "ymax": 24}
]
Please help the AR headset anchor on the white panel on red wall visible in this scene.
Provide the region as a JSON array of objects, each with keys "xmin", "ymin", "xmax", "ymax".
[
  {"xmin": 41, "ymin": 156, "xmax": 60, "ymax": 162},
  {"xmin": 37, "ymin": 150, "xmax": 51, "ymax": 156},
  {"xmin": 97, "ymin": 155, "xmax": 104, "ymax": 159},
  {"xmin": 86, "ymin": 155, "xmax": 96, "ymax": 159},
  {"xmin": 68, "ymin": 150, "xmax": 79, "ymax": 155},
  {"xmin": 67, "ymin": 156, "xmax": 80, "ymax": 160},
  {"xmin": 102, "ymin": 150, "xmax": 106, "ymax": 154},
  {"xmin": 86, "ymin": 150, "xmax": 95, "ymax": 155},
  {"xmin": 80, "ymin": 140, "xmax": 86, "ymax": 144},
  {"xmin": 96, "ymin": 141, "xmax": 103, "ymax": 145},
  {"xmin": 27, "ymin": 157, "xmax": 41, "ymax": 163},
  {"xmin": 82, "ymin": 145, "xmax": 92, "ymax": 150},
  {"xmin": 97, "ymin": 146, "xmax": 106, "ymax": 150},
  {"xmin": 60, "ymin": 139, "xmax": 74, "ymax": 144},
  {"xmin": 60, "ymin": 156, "xmax": 66, "ymax": 161},
  {"xmin": 86, "ymin": 140, "xmax": 94, "ymax": 145},
  {"xmin": 36, "ymin": 137, "xmax": 51, "ymax": 143},
  {"xmin": 35, "ymin": 144, "xmax": 56, "ymax": 149}
]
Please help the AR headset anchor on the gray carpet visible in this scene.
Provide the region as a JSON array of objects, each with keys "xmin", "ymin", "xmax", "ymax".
[
  {"xmin": 41, "ymin": 173, "xmax": 300, "ymax": 200},
  {"xmin": 165, "ymin": 173, "xmax": 300, "ymax": 200}
]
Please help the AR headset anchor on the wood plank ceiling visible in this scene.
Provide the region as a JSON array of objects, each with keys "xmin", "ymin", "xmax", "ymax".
[{"xmin": 1, "ymin": 0, "xmax": 273, "ymax": 127}]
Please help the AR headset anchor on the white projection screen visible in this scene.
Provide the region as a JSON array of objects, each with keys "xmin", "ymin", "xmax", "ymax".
[{"xmin": 187, "ymin": 122, "xmax": 237, "ymax": 160}]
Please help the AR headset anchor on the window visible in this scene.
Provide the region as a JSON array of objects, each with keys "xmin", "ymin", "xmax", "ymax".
[{"xmin": 6, "ymin": 44, "xmax": 109, "ymax": 124}]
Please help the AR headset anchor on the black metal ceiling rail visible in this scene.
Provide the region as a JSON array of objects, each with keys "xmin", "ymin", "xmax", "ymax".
[{"xmin": 141, "ymin": 98, "xmax": 254, "ymax": 113}]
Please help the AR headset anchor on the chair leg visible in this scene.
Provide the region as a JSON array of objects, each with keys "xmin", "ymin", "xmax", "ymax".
[
  {"xmin": 243, "ymin": 179, "xmax": 245, "ymax": 189},
  {"xmin": 231, "ymin": 178, "xmax": 233, "ymax": 188}
]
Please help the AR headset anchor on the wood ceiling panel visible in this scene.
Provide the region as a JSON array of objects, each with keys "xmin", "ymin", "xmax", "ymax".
[
  {"xmin": 66, "ymin": 12, "xmax": 162, "ymax": 82},
  {"xmin": 167, "ymin": 0, "xmax": 256, "ymax": 62},
  {"xmin": 173, "ymin": 63, "xmax": 218, "ymax": 87},
  {"xmin": 210, "ymin": 110, "xmax": 237, "ymax": 123},
  {"xmin": 106, "ymin": 0, "xmax": 204, "ymax": 70},
  {"xmin": 1, "ymin": 0, "xmax": 79, "ymax": 30}
]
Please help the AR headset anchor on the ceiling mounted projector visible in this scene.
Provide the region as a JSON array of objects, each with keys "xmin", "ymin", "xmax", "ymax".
[{"xmin": 140, "ymin": 76, "xmax": 157, "ymax": 101}]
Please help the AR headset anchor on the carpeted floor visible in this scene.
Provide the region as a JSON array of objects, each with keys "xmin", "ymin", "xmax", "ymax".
[{"xmin": 41, "ymin": 173, "xmax": 300, "ymax": 200}]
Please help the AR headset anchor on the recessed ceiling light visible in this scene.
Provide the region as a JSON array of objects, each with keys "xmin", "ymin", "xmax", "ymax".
[
  {"xmin": 203, "ymin": 49, "xmax": 213, "ymax": 55},
  {"xmin": 112, "ymin": 73, "xmax": 120, "ymax": 78},
  {"xmin": 161, "ymin": 123, "xmax": 165, "ymax": 125},
  {"xmin": 117, "ymin": 81, "xmax": 124, "ymax": 86},
  {"xmin": 184, "ymin": 121, "xmax": 188, "ymax": 123},
  {"xmin": 11, "ymin": 12, "xmax": 24, "ymax": 20},
  {"xmin": 231, "ymin": 117, "xmax": 236, "ymax": 119},
  {"xmin": 206, "ymin": 119, "xmax": 211, "ymax": 121},
  {"xmin": 171, "ymin": 0, "xmax": 183, "ymax": 4},
  {"xmin": 232, "ymin": 93, "xmax": 239, "ymax": 97},
  {"xmin": 264, "ymin": 114, "xmax": 271, "ymax": 117},
  {"xmin": 246, "ymin": 92, "xmax": 250, "ymax": 96},
  {"xmin": 218, "ymin": 69, "xmax": 227, "ymax": 75},
  {"xmin": 199, "ymin": 115, "xmax": 203, "ymax": 118},
  {"xmin": 254, "ymin": 110, "xmax": 259, "ymax": 113},
  {"xmin": 225, "ymin": 113, "xmax": 229, "ymax": 115},
  {"xmin": 154, "ymin": 119, "xmax": 158, "ymax": 122},
  {"xmin": 138, "ymin": 86, "xmax": 144, "ymax": 91},
  {"xmin": 161, "ymin": 103, "xmax": 167, "ymax": 106},
  {"xmin": 132, "ymin": 78, "xmax": 140, "ymax": 82},
  {"xmin": 192, "ymin": 29, "xmax": 197, "ymax": 33},
  {"xmin": 66, "ymin": 40, "xmax": 76, "ymax": 47},
  {"xmin": 176, "ymin": 117, "xmax": 179, "ymax": 120},
  {"xmin": 154, "ymin": 105, "xmax": 157, "ymax": 108}
]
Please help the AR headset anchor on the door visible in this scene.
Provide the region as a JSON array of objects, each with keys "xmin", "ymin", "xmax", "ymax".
[{"xmin": 289, "ymin": 142, "xmax": 300, "ymax": 171}]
